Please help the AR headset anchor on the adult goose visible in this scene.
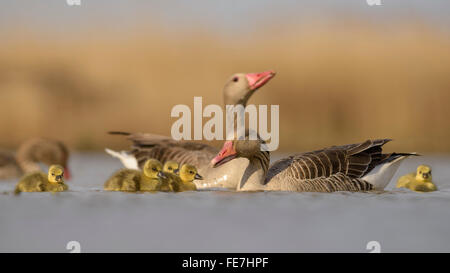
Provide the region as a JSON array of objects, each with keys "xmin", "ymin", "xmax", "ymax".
[
  {"xmin": 105, "ymin": 70, "xmax": 276, "ymax": 177},
  {"xmin": 0, "ymin": 138, "xmax": 71, "ymax": 180},
  {"xmin": 209, "ymin": 136, "xmax": 416, "ymax": 192}
]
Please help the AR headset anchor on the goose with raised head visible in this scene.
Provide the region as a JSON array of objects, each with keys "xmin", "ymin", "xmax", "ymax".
[
  {"xmin": 0, "ymin": 138, "xmax": 71, "ymax": 180},
  {"xmin": 105, "ymin": 70, "xmax": 276, "ymax": 176},
  {"xmin": 210, "ymin": 136, "xmax": 417, "ymax": 192}
]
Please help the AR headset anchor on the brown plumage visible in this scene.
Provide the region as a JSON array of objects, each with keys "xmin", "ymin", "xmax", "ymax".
[
  {"xmin": 0, "ymin": 138, "xmax": 70, "ymax": 180},
  {"xmin": 107, "ymin": 71, "xmax": 276, "ymax": 173},
  {"xmin": 212, "ymin": 136, "xmax": 416, "ymax": 192},
  {"xmin": 111, "ymin": 131, "xmax": 218, "ymax": 171}
]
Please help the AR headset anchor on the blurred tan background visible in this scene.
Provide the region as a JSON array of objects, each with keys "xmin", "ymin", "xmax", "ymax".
[{"xmin": 0, "ymin": 0, "xmax": 449, "ymax": 153}]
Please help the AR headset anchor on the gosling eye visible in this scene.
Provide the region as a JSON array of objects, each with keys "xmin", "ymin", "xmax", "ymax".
[
  {"xmin": 233, "ymin": 76, "xmax": 239, "ymax": 82},
  {"xmin": 190, "ymin": 171, "xmax": 194, "ymax": 174},
  {"xmin": 152, "ymin": 167, "xmax": 157, "ymax": 171},
  {"xmin": 52, "ymin": 173, "xmax": 55, "ymax": 176},
  {"xmin": 168, "ymin": 167, "xmax": 172, "ymax": 170}
]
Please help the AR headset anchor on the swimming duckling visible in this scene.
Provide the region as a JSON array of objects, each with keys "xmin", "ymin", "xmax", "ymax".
[
  {"xmin": 396, "ymin": 165, "xmax": 437, "ymax": 192},
  {"xmin": 104, "ymin": 168, "xmax": 141, "ymax": 192},
  {"xmin": 140, "ymin": 159, "xmax": 167, "ymax": 192},
  {"xmin": 14, "ymin": 165, "xmax": 68, "ymax": 194},
  {"xmin": 104, "ymin": 159, "xmax": 166, "ymax": 192},
  {"xmin": 171, "ymin": 164, "xmax": 202, "ymax": 192}
]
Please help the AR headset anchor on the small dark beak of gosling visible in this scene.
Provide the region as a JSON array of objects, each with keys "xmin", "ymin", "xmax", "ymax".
[
  {"xmin": 194, "ymin": 173, "xmax": 203, "ymax": 180},
  {"xmin": 56, "ymin": 175, "xmax": 63, "ymax": 182},
  {"xmin": 423, "ymin": 173, "xmax": 429, "ymax": 179},
  {"xmin": 157, "ymin": 171, "xmax": 167, "ymax": 179},
  {"xmin": 174, "ymin": 169, "xmax": 179, "ymax": 175}
]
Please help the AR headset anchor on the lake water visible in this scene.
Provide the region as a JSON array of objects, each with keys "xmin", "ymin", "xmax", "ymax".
[{"xmin": 1, "ymin": 153, "xmax": 449, "ymax": 253}]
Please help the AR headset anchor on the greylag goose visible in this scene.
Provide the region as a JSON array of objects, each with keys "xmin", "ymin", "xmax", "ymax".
[
  {"xmin": 14, "ymin": 165, "xmax": 68, "ymax": 194},
  {"xmin": 105, "ymin": 70, "xmax": 276, "ymax": 176},
  {"xmin": 210, "ymin": 136, "xmax": 416, "ymax": 192},
  {"xmin": 0, "ymin": 138, "xmax": 71, "ymax": 180}
]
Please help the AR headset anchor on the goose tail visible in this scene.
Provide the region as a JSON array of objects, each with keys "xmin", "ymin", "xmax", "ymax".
[
  {"xmin": 105, "ymin": 148, "xmax": 140, "ymax": 170},
  {"xmin": 108, "ymin": 131, "xmax": 131, "ymax": 136},
  {"xmin": 363, "ymin": 152, "xmax": 418, "ymax": 190}
]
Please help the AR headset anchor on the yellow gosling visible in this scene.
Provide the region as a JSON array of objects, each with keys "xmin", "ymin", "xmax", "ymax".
[
  {"xmin": 140, "ymin": 159, "xmax": 166, "ymax": 192},
  {"xmin": 14, "ymin": 165, "xmax": 68, "ymax": 194},
  {"xmin": 104, "ymin": 169, "xmax": 141, "ymax": 192},
  {"xmin": 104, "ymin": 159, "xmax": 165, "ymax": 192},
  {"xmin": 396, "ymin": 165, "xmax": 437, "ymax": 192},
  {"xmin": 172, "ymin": 164, "xmax": 202, "ymax": 192},
  {"xmin": 163, "ymin": 161, "xmax": 179, "ymax": 174}
]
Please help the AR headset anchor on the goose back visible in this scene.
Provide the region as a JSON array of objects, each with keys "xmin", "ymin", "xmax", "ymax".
[
  {"xmin": 113, "ymin": 132, "xmax": 219, "ymax": 170},
  {"xmin": 264, "ymin": 139, "xmax": 397, "ymax": 192}
]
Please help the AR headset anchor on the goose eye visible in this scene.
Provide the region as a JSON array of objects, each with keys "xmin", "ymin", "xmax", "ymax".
[
  {"xmin": 52, "ymin": 173, "xmax": 55, "ymax": 176},
  {"xmin": 168, "ymin": 167, "xmax": 172, "ymax": 170},
  {"xmin": 233, "ymin": 77, "xmax": 239, "ymax": 82},
  {"xmin": 152, "ymin": 168, "xmax": 157, "ymax": 171}
]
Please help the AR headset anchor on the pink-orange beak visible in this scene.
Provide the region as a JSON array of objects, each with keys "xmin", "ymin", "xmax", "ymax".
[
  {"xmin": 245, "ymin": 70, "xmax": 276, "ymax": 91},
  {"xmin": 64, "ymin": 168, "xmax": 71, "ymax": 180},
  {"xmin": 211, "ymin": 141, "xmax": 237, "ymax": 168}
]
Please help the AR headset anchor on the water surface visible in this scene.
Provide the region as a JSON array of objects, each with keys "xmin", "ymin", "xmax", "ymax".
[{"xmin": 0, "ymin": 153, "xmax": 449, "ymax": 252}]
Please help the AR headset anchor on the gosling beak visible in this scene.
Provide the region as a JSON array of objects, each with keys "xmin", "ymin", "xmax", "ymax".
[
  {"xmin": 211, "ymin": 141, "xmax": 237, "ymax": 168},
  {"xmin": 55, "ymin": 175, "xmax": 63, "ymax": 182},
  {"xmin": 423, "ymin": 173, "xmax": 429, "ymax": 179},
  {"xmin": 64, "ymin": 168, "xmax": 71, "ymax": 180},
  {"xmin": 157, "ymin": 171, "xmax": 167, "ymax": 179},
  {"xmin": 246, "ymin": 70, "xmax": 276, "ymax": 91},
  {"xmin": 194, "ymin": 173, "xmax": 204, "ymax": 180},
  {"xmin": 174, "ymin": 169, "xmax": 179, "ymax": 175}
]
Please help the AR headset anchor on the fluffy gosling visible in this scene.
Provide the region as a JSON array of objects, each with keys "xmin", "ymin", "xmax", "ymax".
[
  {"xmin": 396, "ymin": 164, "xmax": 437, "ymax": 192},
  {"xmin": 14, "ymin": 165, "xmax": 68, "ymax": 194},
  {"xmin": 172, "ymin": 164, "xmax": 202, "ymax": 192},
  {"xmin": 104, "ymin": 159, "xmax": 166, "ymax": 192}
]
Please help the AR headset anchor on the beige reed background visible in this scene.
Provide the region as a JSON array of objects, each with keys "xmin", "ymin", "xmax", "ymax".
[{"xmin": 0, "ymin": 20, "xmax": 449, "ymax": 153}]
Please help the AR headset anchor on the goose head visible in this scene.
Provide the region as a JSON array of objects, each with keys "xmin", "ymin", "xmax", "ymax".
[
  {"xmin": 163, "ymin": 161, "xmax": 179, "ymax": 174},
  {"xmin": 211, "ymin": 135, "xmax": 265, "ymax": 168},
  {"xmin": 143, "ymin": 159, "xmax": 166, "ymax": 179},
  {"xmin": 47, "ymin": 165, "xmax": 65, "ymax": 183},
  {"xmin": 175, "ymin": 164, "xmax": 203, "ymax": 183},
  {"xmin": 17, "ymin": 138, "xmax": 71, "ymax": 180},
  {"xmin": 415, "ymin": 165, "xmax": 432, "ymax": 182},
  {"xmin": 223, "ymin": 70, "xmax": 276, "ymax": 106}
]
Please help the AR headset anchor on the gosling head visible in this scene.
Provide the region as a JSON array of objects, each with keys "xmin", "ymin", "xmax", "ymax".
[
  {"xmin": 163, "ymin": 161, "xmax": 179, "ymax": 174},
  {"xmin": 175, "ymin": 164, "xmax": 203, "ymax": 182},
  {"xmin": 415, "ymin": 165, "xmax": 432, "ymax": 182},
  {"xmin": 223, "ymin": 70, "xmax": 276, "ymax": 106},
  {"xmin": 48, "ymin": 165, "xmax": 64, "ymax": 183},
  {"xmin": 143, "ymin": 159, "xmax": 166, "ymax": 179}
]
